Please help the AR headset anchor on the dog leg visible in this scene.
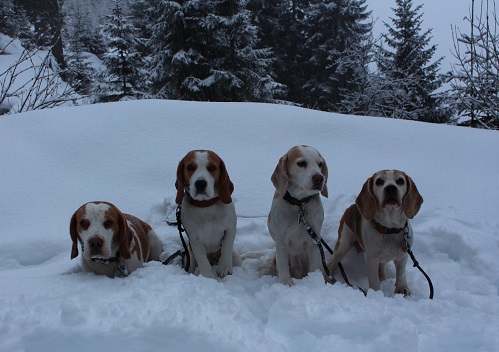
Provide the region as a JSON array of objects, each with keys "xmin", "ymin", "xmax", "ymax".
[
  {"xmin": 365, "ymin": 253, "xmax": 381, "ymax": 291},
  {"xmin": 275, "ymin": 237, "xmax": 293, "ymax": 285},
  {"xmin": 327, "ymin": 227, "xmax": 355, "ymax": 276},
  {"xmin": 190, "ymin": 240, "xmax": 214, "ymax": 278},
  {"xmin": 217, "ymin": 227, "xmax": 237, "ymax": 278},
  {"xmin": 378, "ymin": 262, "xmax": 387, "ymax": 282},
  {"xmin": 394, "ymin": 254, "xmax": 410, "ymax": 295}
]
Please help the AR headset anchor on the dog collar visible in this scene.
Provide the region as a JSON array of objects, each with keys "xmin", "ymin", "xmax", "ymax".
[
  {"xmin": 283, "ymin": 191, "xmax": 318, "ymax": 206},
  {"xmin": 371, "ymin": 218, "xmax": 408, "ymax": 235},
  {"xmin": 187, "ymin": 193, "xmax": 220, "ymax": 208}
]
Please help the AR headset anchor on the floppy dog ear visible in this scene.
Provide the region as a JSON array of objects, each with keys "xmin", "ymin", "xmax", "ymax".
[
  {"xmin": 117, "ymin": 211, "xmax": 132, "ymax": 260},
  {"xmin": 175, "ymin": 159, "xmax": 185, "ymax": 205},
  {"xmin": 355, "ymin": 177, "xmax": 377, "ymax": 221},
  {"xmin": 403, "ymin": 175, "xmax": 423, "ymax": 219},
  {"xmin": 319, "ymin": 154, "xmax": 329, "ymax": 198},
  {"xmin": 69, "ymin": 211, "xmax": 80, "ymax": 260},
  {"xmin": 218, "ymin": 158, "xmax": 234, "ymax": 204},
  {"xmin": 271, "ymin": 154, "xmax": 289, "ymax": 197}
]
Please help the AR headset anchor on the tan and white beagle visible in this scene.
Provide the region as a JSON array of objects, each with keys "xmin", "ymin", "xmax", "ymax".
[
  {"xmin": 267, "ymin": 145, "xmax": 329, "ymax": 285},
  {"xmin": 70, "ymin": 201, "xmax": 162, "ymax": 278},
  {"xmin": 175, "ymin": 150, "xmax": 241, "ymax": 278},
  {"xmin": 327, "ymin": 170, "xmax": 423, "ymax": 295}
]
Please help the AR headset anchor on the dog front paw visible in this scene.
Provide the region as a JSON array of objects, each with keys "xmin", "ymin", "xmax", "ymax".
[
  {"xmin": 217, "ymin": 264, "xmax": 233, "ymax": 278},
  {"xmin": 395, "ymin": 286, "xmax": 410, "ymax": 296}
]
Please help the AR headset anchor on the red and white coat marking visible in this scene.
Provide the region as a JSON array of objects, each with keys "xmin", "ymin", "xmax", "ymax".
[
  {"xmin": 70, "ymin": 201, "xmax": 162, "ymax": 278},
  {"xmin": 175, "ymin": 150, "xmax": 241, "ymax": 278},
  {"xmin": 327, "ymin": 170, "xmax": 423, "ymax": 295},
  {"xmin": 267, "ymin": 145, "xmax": 329, "ymax": 285}
]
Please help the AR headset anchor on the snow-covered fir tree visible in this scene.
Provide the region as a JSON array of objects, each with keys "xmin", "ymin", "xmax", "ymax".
[
  {"xmin": 147, "ymin": 0, "xmax": 283, "ymax": 102},
  {"xmin": 375, "ymin": 0, "xmax": 445, "ymax": 121},
  {"xmin": 98, "ymin": 0, "xmax": 143, "ymax": 101},
  {"xmin": 63, "ymin": 0, "xmax": 97, "ymax": 94},
  {"xmin": 299, "ymin": 0, "xmax": 372, "ymax": 111}
]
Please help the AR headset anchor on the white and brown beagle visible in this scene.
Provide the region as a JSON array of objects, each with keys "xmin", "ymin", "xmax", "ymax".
[
  {"xmin": 175, "ymin": 150, "xmax": 241, "ymax": 278},
  {"xmin": 70, "ymin": 201, "xmax": 162, "ymax": 278},
  {"xmin": 267, "ymin": 145, "xmax": 329, "ymax": 285},
  {"xmin": 327, "ymin": 170, "xmax": 423, "ymax": 295}
]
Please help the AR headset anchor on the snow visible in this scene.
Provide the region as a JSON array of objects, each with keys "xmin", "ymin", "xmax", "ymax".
[{"xmin": 0, "ymin": 99, "xmax": 498, "ymax": 351}]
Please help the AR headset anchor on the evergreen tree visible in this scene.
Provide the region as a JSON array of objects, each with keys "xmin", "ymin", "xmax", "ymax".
[
  {"xmin": 148, "ymin": 0, "xmax": 283, "ymax": 102},
  {"xmin": 63, "ymin": 0, "xmax": 96, "ymax": 94},
  {"xmin": 375, "ymin": 0, "xmax": 444, "ymax": 121},
  {"xmin": 98, "ymin": 0, "xmax": 143, "ymax": 100},
  {"xmin": 299, "ymin": 0, "xmax": 372, "ymax": 111},
  {"xmin": 1, "ymin": 0, "xmax": 18, "ymax": 37}
]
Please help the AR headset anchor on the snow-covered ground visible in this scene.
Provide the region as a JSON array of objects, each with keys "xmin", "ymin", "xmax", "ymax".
[{"xmin": 1, "ymin": 100, "xmax": 498, "ymax": 351}]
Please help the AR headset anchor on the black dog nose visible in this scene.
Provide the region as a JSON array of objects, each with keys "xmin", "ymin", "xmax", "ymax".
[
  {"xmin": 195, "ymin": 179, "xmax": 207, "ymax": 191},
  {"xmin": 89, "ymin": 237, "xmax": 103, "ymax": 249},
  {"xmin": 385, "ymin": 184, "xmax": 398, "ymax": 197}
]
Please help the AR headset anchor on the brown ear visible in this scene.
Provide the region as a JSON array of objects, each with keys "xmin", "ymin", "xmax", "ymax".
[
  {"xmin": 319, "ymin": 153, "xmax": 329, "ymax": 198},
  {"xmin": 271, "ymin": 154, "xmax": 288, "ymax": 197},
  {"xmin": 355, "ymin": 177, "xmax": 377, "ymax": 221},
  {"xmin": 69, "ymin": 211, "xmax": 80, "ymax": 259},
  {"xmin": 217, "ymin": 158, "xmax": 234, "ymax": 204},
  {"xmin": 117, "ymin": 211, "xmax": 132, "ymax": 260},
  {"xmin": 403, "ymin": 175, "xmax": 423, "ymax": 219},
  {"xmin": 175, "ymin": 159, "xmax": 185, "ymax": 204}
]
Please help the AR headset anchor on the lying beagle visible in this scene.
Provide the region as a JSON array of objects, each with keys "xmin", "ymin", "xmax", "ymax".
[
  {"xmin": 267, "ymin": 145, "xmax": 329, "ymax": 285},
  {"xmin": 70, "ymin": 201, "xmax": 162, "ymax": 278},
  {"xmin": 327, "ymin": 170, "xmax": 423, "ymax": 295},
  {"xmin": 175, "ymin": 150, "xmax": 241, "ymax": 278}
]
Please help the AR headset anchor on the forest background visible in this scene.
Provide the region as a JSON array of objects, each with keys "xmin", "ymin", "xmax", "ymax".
[{"xmin": 1, "ymin": 0, "xmax": 498, "ymax": 129}]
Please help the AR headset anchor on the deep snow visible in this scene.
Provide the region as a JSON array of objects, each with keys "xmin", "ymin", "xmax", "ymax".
[{"xmin": 0, "ymin": 100, "xmax": 498, "ymax": 352}]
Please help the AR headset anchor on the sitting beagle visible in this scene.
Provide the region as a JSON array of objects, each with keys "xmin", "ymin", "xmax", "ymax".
[
  {"xmin": 70, "ymin": 201, "xmax": 162, "ymax": 278},
  {"xmin": 175, "ymin": 150, "xmax": 241, "ymax": 278},
  {"xmin": 267, "ymin": 145, "xmax": 329, "ymax": 285},
  {"xmin": 327, "ymin": 170, "xmax": 423, "ymax": 295}
]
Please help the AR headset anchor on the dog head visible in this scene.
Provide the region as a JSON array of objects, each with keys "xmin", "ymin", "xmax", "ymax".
[
  {"xmin": 175, "ymin": 150, "xmax": 234, "ymax": 204},
  {"xmin": 356, "ymin": 170, "xmax": 423, "ymax": 220},
  {"xmin": 70, "ymin": 201, "xmax": 131, "ymax": 261},
  {"xmin": 271, "ymin": 145, "xmax": 328, "ymax": 199}
]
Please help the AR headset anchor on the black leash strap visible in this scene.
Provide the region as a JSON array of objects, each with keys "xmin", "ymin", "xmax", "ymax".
[
  {"xmin": 163, "ymin": 205, "xmax": 190, "ymax": 272},
  {"xmin": 403, "ymin": 227, "xmax": 434, "ymax": 299},
  {"xmin": 407, "ymin": 248, "xmax": 434, "ymax": 299},
  {"xmin": 298, "ymin": 205, "xmax": 367, "ymax": 295}
]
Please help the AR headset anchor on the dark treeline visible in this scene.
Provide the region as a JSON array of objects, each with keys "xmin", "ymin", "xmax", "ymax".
[{"xmin": 1, "ymin": 0, "xmax": 498, "ymax": 129}]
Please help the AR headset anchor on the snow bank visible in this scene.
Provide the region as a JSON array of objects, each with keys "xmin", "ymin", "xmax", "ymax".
[{"xmin": 0, "ymin": 100, "xmax": 498, "ymax": 351}]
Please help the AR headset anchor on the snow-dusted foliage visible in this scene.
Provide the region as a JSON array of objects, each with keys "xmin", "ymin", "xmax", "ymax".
[
  {"xmin": 299, "ymin": 0, "xmax": 372, "ymax": 111},
  {"xmin": 448, "ymin": 1, "xmax": 499, "ymax": 129},
  {"xmin": 374, "ymin": 0, "xmax": 446, "ymax": 122},
  {"xmin": 97, "ymin": 0, "xmax": 143, "ymax": 101},
  {"xmin": 147, "ymin": 0, "xmax": 284, "ymax": 102}
]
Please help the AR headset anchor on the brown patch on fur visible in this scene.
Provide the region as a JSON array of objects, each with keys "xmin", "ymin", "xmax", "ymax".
[{"xmin": 337, "ymin": 204, "xmax": 365, "ymax": 252}]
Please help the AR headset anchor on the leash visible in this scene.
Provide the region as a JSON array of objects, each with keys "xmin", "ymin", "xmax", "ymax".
[
  {"xmin": 402, "ymin": 226, "xmax": 434, "ymax": 299},
  {"xmin": 372, "ymin": 219, "xmax": 434, "ymax": 299},
  {"xmin": 163, "ymin": 205, "xmax": 190, "ymax": 271},
  {"xmin": 298, "ymin": 204, "xmax": 367, "ymax": 295}
]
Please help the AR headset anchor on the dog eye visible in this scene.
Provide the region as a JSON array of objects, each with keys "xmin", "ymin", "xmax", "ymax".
[
  {"xmin": 103, "ymin": 220, "xmax": 114, "ymax": 228},
  {"xmin": 187, "ymin": 164, "xmax": 195, "ymax": 172},
  {"xmin": 396, "ymin": 177, "xmax": 405, "ymax": 185},
  {"xmin": 375, "ymin": 178, "xmax": 384, "ymax": 186},
  {"xmin": 318, "ymin": 162, "xmax": 324, "ymax": 168},
  {"xmin": 80, "ymin": 219, "xmax": 90, "ymax": 229},
  {"xmin": 297, "ymin": 160, "xmax": 307, "ymax": 168},
  {"xmin": 208, "ymin": 165, "xmax": 216, "ymax": 172}
]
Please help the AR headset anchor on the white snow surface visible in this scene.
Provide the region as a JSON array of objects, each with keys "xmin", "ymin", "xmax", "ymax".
[{"xmin": 0, "ymin": 100, "xmax": 498, "ymax": 351}]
